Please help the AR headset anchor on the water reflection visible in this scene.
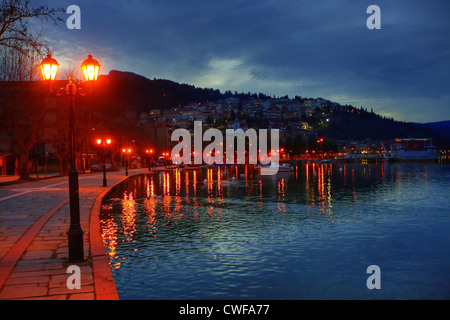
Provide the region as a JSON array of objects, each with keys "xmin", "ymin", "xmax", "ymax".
[
  {"xmin": 101, "ymin": 212, "xmax": 118, "ymax": 261},
  {"xmin": 122, "ymin": 192, "xmax": 137, "ymax": 241},
  {"xmin": 101, "ymin": 162, "xmax": 445, "ymax": 262},
  {"xmin": 99, "ymin": 161, "xmax": 450, "ymax": 299},
  {"xmin": 143, "ymin": 197, "xmax": 158, "ymax": 236},
  {"xmin": 101, "ymin": 163, "xmax": 392, "ymax": 263}
]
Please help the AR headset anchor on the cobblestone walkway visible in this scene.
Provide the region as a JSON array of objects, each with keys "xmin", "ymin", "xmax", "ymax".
[{"xmin": 0, "ymin": 168, "xmax": 149, "ymax": 300}]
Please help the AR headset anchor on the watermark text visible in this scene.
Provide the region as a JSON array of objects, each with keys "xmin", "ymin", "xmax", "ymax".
[
  {"xmin": 171, "ymin": 121, "xmax": 280, "ymax": 175},
  {"xmin": 66, "ymin": 5, "xmax": 81, "ymax": 30}
]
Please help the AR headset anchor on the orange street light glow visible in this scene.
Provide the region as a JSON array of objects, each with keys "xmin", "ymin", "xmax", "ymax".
[
  {"xmin": 39, "ymin": 54, "xmax": 59, "ymax": 81},
  {"xmin": 97, "ymin": 139, "xmax": 111, "ymax": 145},
  {"xmin": 81, "ymin": 55, "xmax": 100, "ymax": 81}
]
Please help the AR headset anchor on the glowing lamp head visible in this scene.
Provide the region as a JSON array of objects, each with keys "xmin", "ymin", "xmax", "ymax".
[
  {"xmin": 98, "ymin": 139, "xmax": 111, "ymax": 145},
  {"xmin": 81, "ymin": 55, "xmax": 100, "ymax": 81},
  {"xmin": 39, "ymin": 54, "xmax": 59, "ymax": 81}
]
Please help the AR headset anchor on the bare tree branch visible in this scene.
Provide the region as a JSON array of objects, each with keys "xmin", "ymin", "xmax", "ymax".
[{"xmin": 0, "ymin": 0, "xmax": 64, "ymax": 81}]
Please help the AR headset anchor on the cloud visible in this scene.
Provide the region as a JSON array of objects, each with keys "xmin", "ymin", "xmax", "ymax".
[
  {"xmin": 188, "ymin": 57, "xmax": 298, "ymax": 96},
  {"xmin": 33, "ymin": 0, "xmax": 449, "ymax": 122}
]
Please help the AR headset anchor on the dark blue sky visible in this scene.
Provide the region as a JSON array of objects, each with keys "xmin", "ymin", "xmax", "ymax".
[{"xmin": 37, "ymin": 0, "xmax": 449, "ymax": 123}]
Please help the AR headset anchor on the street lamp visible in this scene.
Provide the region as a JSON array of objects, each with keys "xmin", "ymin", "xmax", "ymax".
[
  {"xmin": 81, "ymin": 55, "xmax": 100, "ymax": 82},
  {"xmin": 39, "ymin": 54, "xmax": 59, "ymax": 81},
  {"xmin": 146, "ymin": 149, "xmax": 155, "ymax": 171},
  {"xmin": 39, "ymin": 54, "xmax": 100, "ymax": 263},
  {"xmin": 317, "ymin": 138, "xmax": 324, "ymax": 159},
  {"xmin": 97, "ymin": 138, "xmax": 112, "ymax": 187},
  {"xmin": 122, "ymin": 148, "xmax": 132, "ymax": 176}
]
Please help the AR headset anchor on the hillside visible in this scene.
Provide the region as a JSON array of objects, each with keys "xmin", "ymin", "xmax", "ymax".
[
  {"xmin": 317, "ymin": 113, "xmax": 445, "ymax": 145},
  {"xmin": 421, "ymin": 121, "xmax": 450, "ymax": 138},
  {"xmin": 92, "ymin": 70, "xmax": 450, "ymax": 149},
  {"xmin": 97, "ymin": 70, "xmax": 225, "ymax": 113}
]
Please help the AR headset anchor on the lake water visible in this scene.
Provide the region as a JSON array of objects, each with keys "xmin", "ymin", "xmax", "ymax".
[{"xmin": 100, "ymin": 161, "xmax": 450, "ymax": 300}]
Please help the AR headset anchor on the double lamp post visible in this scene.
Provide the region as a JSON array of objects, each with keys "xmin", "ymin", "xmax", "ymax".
[
  {"xmin": 39, "ymin": 54, "xmax": 100, "ymax": 263},
  {"xmin": 97, "ymin": 138, "xmax": 111, "ymax": 187}
]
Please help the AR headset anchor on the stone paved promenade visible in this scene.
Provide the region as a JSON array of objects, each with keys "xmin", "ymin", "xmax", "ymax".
[{"xmin": 0, "ymin": 168, "xmax": 149, "ymax": 300}]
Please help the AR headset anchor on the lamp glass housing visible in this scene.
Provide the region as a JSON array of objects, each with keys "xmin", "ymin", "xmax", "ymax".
[
  {"xmin": 81, "ymin": 55, "xmax": 100, "ymax": 81},
  {"xmin": 40, "ymin": 54, "xmax": 59, "ymax": 81}
]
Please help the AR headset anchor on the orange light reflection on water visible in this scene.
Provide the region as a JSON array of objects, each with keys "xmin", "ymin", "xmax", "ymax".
[
  {"xmin": 277, "ymin": 177, "xmax": 286, "ymax": 213},
  {"xmin": 122, "ymin": 191, "xmax": 137, "ymax": 241},
  {"xmin": 303, "ymin": 163, "xmax": 334, "ymax": 221},
  {"xmin": 101, "ymin": 214, "xmax": 118, "ymax": 262}
]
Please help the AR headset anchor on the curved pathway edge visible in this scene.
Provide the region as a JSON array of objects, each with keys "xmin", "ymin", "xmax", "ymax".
[{"xmin": 89, "ymin": 175, "xmax": 131, "ymax": 300}]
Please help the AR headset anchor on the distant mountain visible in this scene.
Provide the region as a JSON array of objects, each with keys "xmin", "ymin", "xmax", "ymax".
[
  {"xmin": 421, "ymin": 121, "xmax": 450, "ymax": 138},
  {"xmin": 96, "ymin": 70, "xmax": 227, "ymax": 114},
  {"xmin": 106, "ymin": 70, "xmax": 150, "ymax": 81},
  {"xmin": 317, "ymin": 114, "xmax": 438, "ymax": 142},
  {"xmin": 94, "ymin": 70, "xmax": 450, "ymax": 148}
]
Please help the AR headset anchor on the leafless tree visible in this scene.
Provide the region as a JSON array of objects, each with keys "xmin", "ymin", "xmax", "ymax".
[
  {"xmin": 1, "ymin": 82, "xmax": 46, "ymax": 178},
  {"xmin": 0, "ymin": 0, "xmax": 64, "ymax": 54},
  {"xmin": 0, "ymin": 0, "xmax": 64, "ymax": 81},
  {"xmin": 0, "ymin": 42, "xmax": 41, "ymax": 81},
  {"xmin": 0, "ymin": 1, "xmax": 64, "ymax": 178}
]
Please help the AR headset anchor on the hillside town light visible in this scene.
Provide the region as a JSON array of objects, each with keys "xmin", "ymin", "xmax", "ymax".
[{"xmin": 39, "ymin": 54, "xmax": 101, "ymax": 263}]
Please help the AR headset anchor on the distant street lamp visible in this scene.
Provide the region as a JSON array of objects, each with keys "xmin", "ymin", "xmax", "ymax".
[
  {"xmin": 39, "ymin": 54, "xmax": 100, "ymax": 263},
  {"xmin": 97, "ymin": 139, "xmax": 112, "ymax": 187},
  {"xmin": 122, "ymin": 148, "xmax": 132, "ymax": 176},
  {"xmin": 317, "ymin": 138, "xmax": 324, "ymax": 159},
  {"xmin": 146, "ymin": 149, "xmax": 155, "ymax": 171}
]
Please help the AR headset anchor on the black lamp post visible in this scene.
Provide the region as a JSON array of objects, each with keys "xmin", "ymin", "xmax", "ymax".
[
  {"xmin": 122, "ymin": 148, "xmax": 132, "ymax": 176},
  {"xmin": 97, "ymin": 139, "xmax": 111, "ymax": 187},
  {"xmin": 39, "ymin": 54, "xmax": 100, "ymax": 263}
]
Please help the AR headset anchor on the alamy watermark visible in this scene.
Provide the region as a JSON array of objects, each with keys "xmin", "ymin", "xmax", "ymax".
[
  {"xmin": 366, "ymin": 265, "xmax": 381, "ymax": 290},
  {"xmin": 66, "ymin": 4, "xmax": 381, "ymax": 30},
  {"xmin": 66, "ymin": 5, "xmax": 81, "ymax": 30},
  {"xmin": 367, "ymin": 5, "xmax": 381, "ymax": 30},
  {"xmin": 171, "ymin": 121, "xmax": 280, "ymax": 175},
  {"xmin": 66, "ymin": 265, "xmax": 81, "ymax": 290}
]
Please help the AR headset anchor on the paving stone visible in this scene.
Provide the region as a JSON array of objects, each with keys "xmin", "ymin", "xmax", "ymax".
[
  {"xmin": 49, "ymin": 273, "xmax": 93, "ymax": 289},
  {"xmin": 25, "ymin": 294, "xmax": 67, "ymax": 300},
  {"xmin": 22, "ymin": 250, "xmax": 54, "ymax": 260},
  {"xmin": 0, "ymin": 283, "xmax": 48, "ymax": 299},
  {"xmin": 48, "ymin": 285, "xmax": 94, "ymax": 296},
  {"xmin": 69, "ymin": 292, "xmax": 95, "ymax": 300},
  {"xmin": 0, "ymin": 169, "xmax": 144, "ymax": 300},
  {"xmin": 5, "ymin": 275, "xmax": 50, "ymax": 286}
]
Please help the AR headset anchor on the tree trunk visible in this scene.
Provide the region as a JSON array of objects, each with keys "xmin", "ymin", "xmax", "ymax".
[
  {"xmin": 111, "ymin": 151, "xmax": 118, "ymax": 170},
  {"xmin": 59, "ymin": 155, "xmax": 69, "ymax": 176},
  {"xmin": 19, "ymin": 146, "xmax": 31, "ymax": 179},
  {"xmin": 77, "ymin": 152, "xmax": 85, "ymax": 174}
]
